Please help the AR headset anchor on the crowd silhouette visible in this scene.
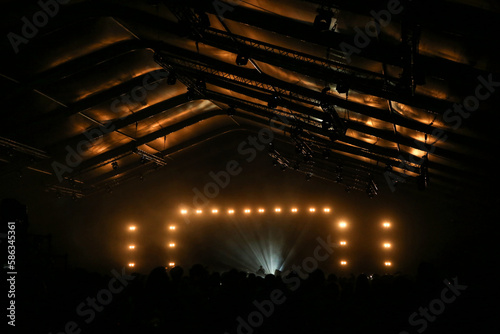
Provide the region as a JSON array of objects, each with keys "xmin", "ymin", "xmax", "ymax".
[{"xmin": 10, "ymin": 260, "xmax": 480, "ymax": 334}]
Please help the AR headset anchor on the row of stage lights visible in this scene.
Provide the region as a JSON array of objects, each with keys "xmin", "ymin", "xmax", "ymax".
[
  {"xmin": 125, "ymin": 221, "xmax": 393, "ymax": 269},
  {"xmin": 180, "ymin": 207, "xmax": 333, "ymax": 215}
]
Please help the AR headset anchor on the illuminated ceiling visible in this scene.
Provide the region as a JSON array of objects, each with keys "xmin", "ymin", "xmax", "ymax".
[{"xmin": 0, "ymin": 0, "xmax": 498, "ymax": 199}]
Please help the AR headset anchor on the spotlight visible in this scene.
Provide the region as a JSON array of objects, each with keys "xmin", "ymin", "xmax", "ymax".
[
  {"xmin": 244, "ymin": 209, "xmax": 251, "ymax": 214},
  {"xmin": 322, "ymin": 149, "xmax": 330, "ymax": 160},
  {"xmin": 384, "ymin": 262, "xmax": 392, "ymax": 266},
  {"xmin": 129, "ymin": 226, "xmax": 136, "ymax": 231},
  {"xmin": 336, "ymin": 81, "xmax": 349, "ymax": 94},
  {"xmin": 383, "ymin": 222, "xmax": 391, "ymax": 228},
  {"xmin": 169, "ymin": 225, "xmax": 176, "ymax": 230},
  {"xmin": 167, "ymin": 72, "xmax": 177, "ymax": 85},
  {"xmin": 168, "ymin": 262, "xmax": 175, "ymax": 267},
  {"xmin": 196, "ymin": 209, "xmax": 202, "ymax": 214},
  {"xmin": 228, "ymin": 209, "xmax": 235, "ymax": 214},
  {"xmin": 268, "ymin": 95, "xmax": 280, "ymax": 108},
  {"xmin": 313, "ymin": 9, "xmax": 336, "ymax": 31},
  {"xmin": 323, "ymin": 208, "xmax": 331, "ymax": 213},
  {"xmin": 340, "ymin": 260, "xmax": 347, "ymax": 266},
  {"xmin": 340, "ymin": 241, "xmax": 347, "ymax": 246},
  {"xmin": 180, "ymin": 209, "xmax": 188, "ymax": 215},
  {"xmin": 212, "ymin": 209, "xmax": 218, "ymax": 214},
  {"xmin": 169, "ymin": 243, "xmax": 175, "ymax": 247},
  {"xmin": 129, "ymin": 245, "xmax": 135, "ymax": 249},
  {"xmin": 383, "ymin": 243, "xmax": 391, "ymax": 248},
  {"xmin": 258, "ymin": 208, "xmax": 265, "ymax": 213},
  {"xmin": 128, "ymin": 263, "xmax": 135, "ymax": 267},
  {"xmin": 309, "ymin": 208, "xmax": 316, "ymax": 212},
  {"xmin": 275, "ymin": 208, "xmax": 281, "ymax": 213},
  {"xmin": 236, "ymin": 53, "xmax": 249, "ymax": 66},
  {"xmin": 291, "ymin": 208, "xmax": 298, "ymax": 213},
  {"xmin": 339, "ymin": 222, "xmax": 347, "ymax": 228}
]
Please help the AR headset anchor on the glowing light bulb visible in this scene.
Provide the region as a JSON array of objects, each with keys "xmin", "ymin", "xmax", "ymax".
[
  {"xmin": 275, "ymin": 208, "xmax": 281, "ymax": 213},
  {"xmin": 180, "ymin": 209, "xmax": 188, "ymax": 215},
  {"xmin": 169, "ymin": 225, "xmax": 176, "ymax": 230},
  {"xmin": 258, "ymin": 208, "xmax": 265, "ymax": 213},
  {"xmin": 128, "ymin": 263, "xmax": 135, "ymax": 267},
  {"xmin": 169, "ymin": 262, "xmax": 175, "ymax": 267},
  {"xmin": 339, "ymin": 222, "xmax": 347, "ymax": 228},
  {"xmin": 385, "ymin": 261, "xmax": 392, "ymax": 266},
  {"xmin": 129, "ymin": 245, "xmax": 135, "ymax": 249},
  {"xmin": 309, "ymin": 208, "xmax": 316, "ymax": 212},
  {"xmin": 291, "ymin": 208, "xmax": 298, "ymax": 213},
  {"xmin": 129, "ymin": 226, "xmax": 136, "ymax": 231},
  {"xmin": 323, "ymin": 208, "xmax": 331, "ymax": 213},
  {"xmin": 228, "ymin": 209, "xmax": 234, "ymax": 214},
  {"xmin": 340, "ymin": 261, "xmax": 347, "ymax": 265},
  {"xmin": 169, "ymin": 243, "xmax": 175, "ymax": 247},
  {"xmin": 244, "ymin": 209, "xmax": 251, "ymax": 214},
  {"xmin": 212, "ymin": 209, "xmax": 218, "ymax": 214},
  {"xmin": 383, "ymin": 222, "xmax": 391, "ymax": 228},
  {"xmin": 383, "ymin": 243, "xmax": 391, "ymax": 248},
  {"xmin": 340, "ymin": 241, "xmax": 347, "ymax": 246},
  {"xmin": 196, "ymin": 209, "xmax": 202, "ymax": 214}
]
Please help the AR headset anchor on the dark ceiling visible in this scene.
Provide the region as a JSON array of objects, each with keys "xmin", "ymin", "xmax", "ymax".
[{"xmin": 1, "ymin": 0, "xmax": 499, "ymax": 200}]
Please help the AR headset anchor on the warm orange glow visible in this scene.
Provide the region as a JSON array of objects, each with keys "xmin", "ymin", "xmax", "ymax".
[
  {"xmin": 309, "ymin": 208, "xmax": 316, "ymax": 212},
  {"xmin": 383, "ymin": 222, "xmax": 391, "ymax": 228},
  {"xmin": 244, "ymin": 209, "xmax": 251, "ymax": 214},
  {"xmin": 180, "ymin": 209, "xmax": 188, "ymax": 215},
  {"xmin": 168, "ymin": 262, "xmax": 175, "ymax": 267},
  {"xmin": 340, "ymin": 260, "xmax": 347, "ymax": 265},
  {"xmin": 212, "ymin": 209, "xmax": 218, "ymax": 214},
  {"xmin": 169, "ymin": 225, "xmax": 176, "ymax": 230},
  {"xmin": 128, "ymin": 263, "xmax": 135, "ymax": 267},
  {"xmin": 258, "ymin": 208, "xmax": 265, "ymax": 213},
  {"xmin": 340, "ymin": 241, "xmax": 347, "ymax": 246},
  {"xmin": 228, "ymin": 209, "xmax": 235, "ymax": 214},
  {"xmin": 323, "ymin": 208, "xmax": 331, "ymax": 213},
  {"xmin": 339, "ymin": 222, "xmax": 347, "ymax": 228},
  {"xmin": 129, "ymin": 245, "xmax": 135, "ymax": 249},
  {"xmin": 275, "ymin": 208, "xmax": 281, "ymax": 213},
  {"xmin": 385, "ymin": 261, "xmax": 392, "ymax": 266},
  {"xmin": 291, "ymin": 208, "xmax": 298, "ymax": 213},
  {"xmin": 129, "ymin": 225, "xmax": 136, "ymax": 231},
  {"xmin": 196, "ymin": 209, "xmax": 202, "ymax": 214},
  {"xmin": 169, "ymin": 243, "xmax": 175, "ymax": 247},
  {"xmin": 383, "ymin": 243, "xmax": 391, "ymax": 248}
]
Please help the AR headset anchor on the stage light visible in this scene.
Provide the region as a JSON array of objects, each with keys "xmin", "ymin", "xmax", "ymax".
[
  {"xmin": 244, "ymin": 209, "xmax": 251, "ymax": 214},
  {"xmin": 180, "ymin": 209, "xmax": 188, "ymax": 215},
  {"xmin": 128, "ymin": 263, "xmax": 135, "ymax": 267},
  {"xmin": 309, "ymin": 208, "xmax": 316, "ymax": 212},
  {"xmin": 291, "ymin": 208, "xmax": 298, "ymax": 213},
  {"xmin": 323, "ymin": 208, "xmax": 331, "ymax": 213},
  {"xmin": 385, "ymin": 261, "xmax": 392, "ymax": 266},
  {"xmin": 383, "ymin": 243, "xmax": 391, "ymax": 248},
  {"xmin": 275, "ymin": 208, "xmax": 281, "ymax": 213},
  {"xmin": 169, "ymin": 225, "xmax": 176, "ymax": 230},
  {"xmin": 228, "ymin": 209, "xmax": 235, "ymax": 214},
  {"xmin": 129, "ymin": 225, "xmax": 136, "ymax": 231},
  {"xmin": 339, "ymin": 222, "xmax": 347, "ymax": 228},
  {"xmin": 212, "ymin": 209, "xmax": 218, "ymax": 214},
  {"xmin": 129, "ymin": 245, "xmax": 135, "ymax": 249},
  {"xmin": 258, "ymin": 208, "xmax": 265, "ymax": 213},
  {"xmin": 196, "ymin": 209, "xmax": 202, "ymax": 214},
  {"xmin": 383, "ymin": 222, "xmax": 391, "ymax": 228},
  {"xmin": 340, "ymin": 241, "xmax": 347, "ymax": 246},
  {"xmin": 340, "ymin": 260, "xmax": 347, "ymax": 266},
  {"xmin": 169, "ymin": 243, "xmax": 175, "ymax": 247},
  {"xmin": 168, "ymin": 262, "xmax": 175, "ymax": 267}
]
